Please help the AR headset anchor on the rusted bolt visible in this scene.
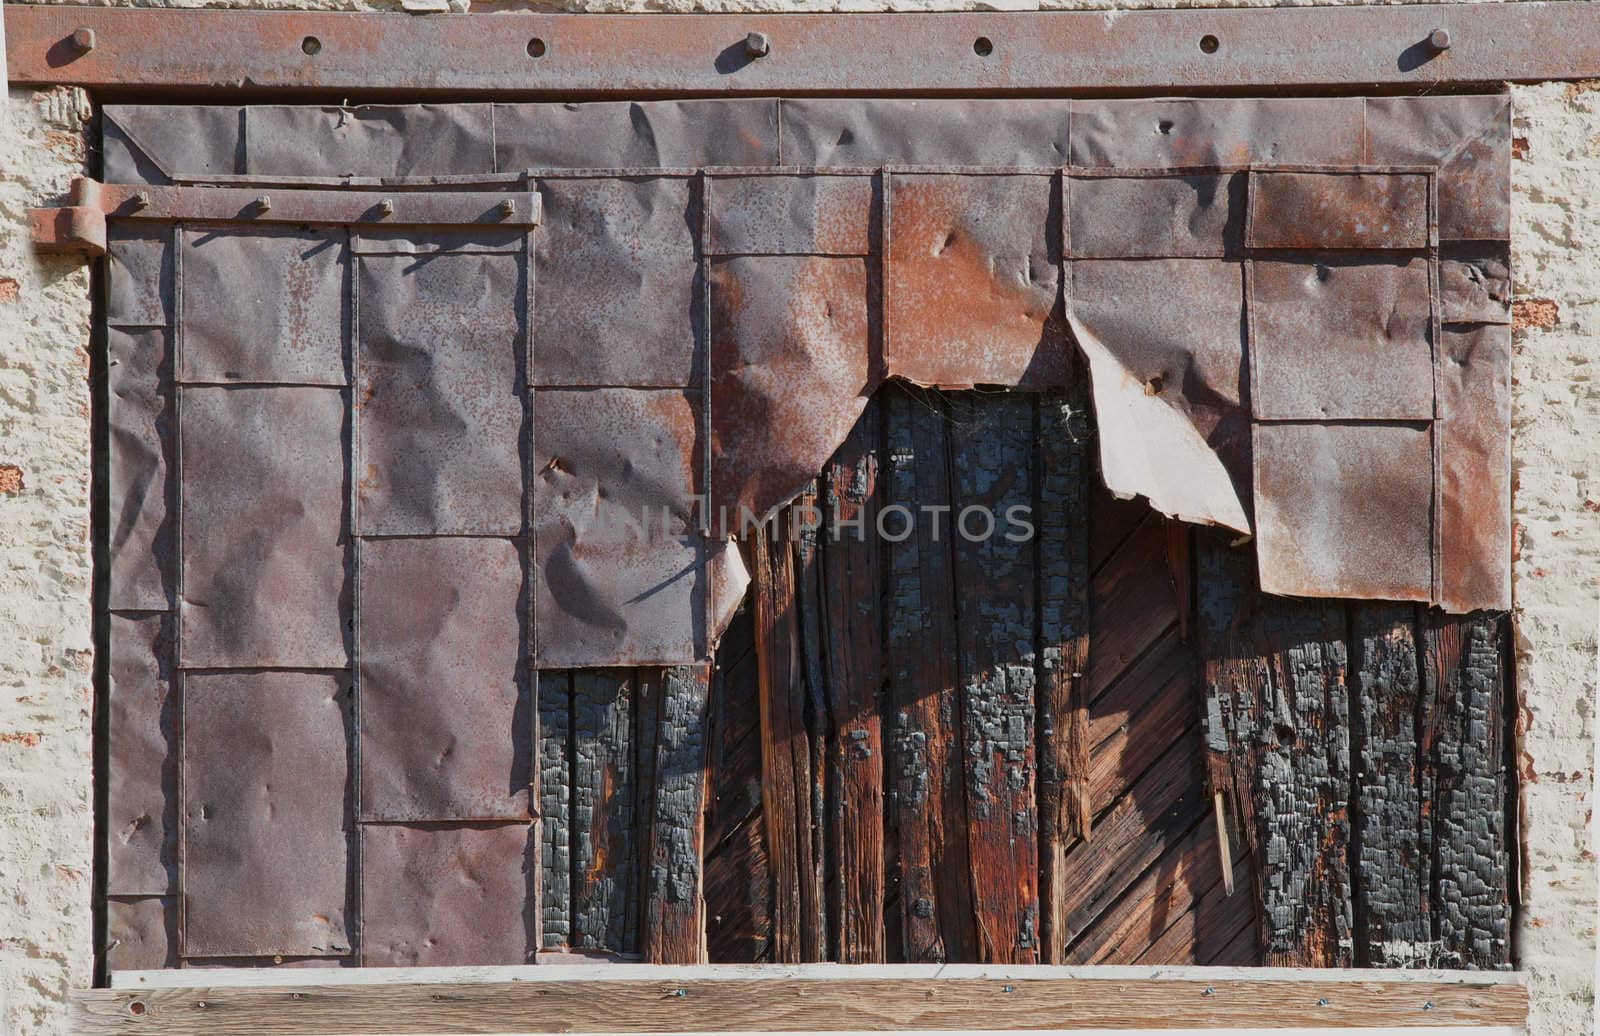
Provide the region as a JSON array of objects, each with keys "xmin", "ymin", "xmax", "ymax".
[
  {"xmin": 1428, "ymin": 28, "xmax": 1452, "ymax": 51},
  {"xmin": 498, "ymin": 198, "xmax": 516, "ymax": 218},
  {"xmin": 131, "ymin": 192, "xmax": 151, "ymax": 211},
  {"xmin": 745, "ymin": 31, "xmax": 770, "ymax": 58},
  {"xmin": 255, "ymin": 195, "xmax": 272, "ymax": 214},
  {"xmin": 377, "ymin": 198, "xmax": 395, "ymax": 218},
  {"xmin": 70, "ymin": 27, "xmax": 96, "ymax": 53}
]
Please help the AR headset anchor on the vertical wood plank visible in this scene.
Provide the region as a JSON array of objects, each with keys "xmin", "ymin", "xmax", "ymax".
[
  {"xmin": 751, "ymin": 526, "xmax": 823, "ymax": 962},
  {"xmin": 537, "ymin": 670, "xmax": 573, "ymax": 953},
  {"xmin": 571, "ymin": 670, "xmax": 636, "ymax": 955},
  {"xmin": 885, "ymin": 389, "xmax": 974, "ymax": 964},
  {"xmin": 631, "ymin": 666, "xmax": 660, "ymax": 956},
  {"xmin": 819, "ymin": 399, "xmax": 886, "ymax": 963},
  {"xmin": 1194, "ymin": 534, "xmax": 1353, "ymax": 967},
  {"xmin": 792, "ymin": 481, "xmax": 832, "ymax": 959},
  {"xmin": 1351, "ymin": 604, "xmax": 1428, "ymax": 966},
  {"xmin": 1036, "ymin": 393, "xmax": 1092, "ymax": 963},
  {"xmin": 1420, "ymin": 610, "xmax": 1513, "ymax": 969},
  {"xmin": 947, "ymin": 394, "xmax": 1039, "ymax": 964},
  {"xmin": 642, "ymin": 665, "xmax": 711, "ymax": 964}
]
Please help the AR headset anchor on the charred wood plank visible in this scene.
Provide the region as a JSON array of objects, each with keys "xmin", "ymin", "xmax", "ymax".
[
  {"xmin": 1351, "ymin": 604, "xmax": 1429, "ymax": 967},
  {"xmin": 1421, "ymin": 610, "xmax": 1513, "ymax": 969},
  {"xmin": 537, "ymin": 671, "xmax": 573, "ymax": 953},
  {"xmin": 642, "ymin": 665, "xmax": 712, "ymax": 964},
  {"xmin": 819, "ymin": 400, "xmax": 887, "ymax": 963},
  {"xmin": 884, "ymin": 388, "xmax": 973, "ymax": 964},
  {"xmin": 571, "ymin": 670, "xmax": 637, "ymax": 955},
  {"xmin": 947, "ymin": 394, "xmax": 1040, "ymax": 963},
  {"xmin": 792, "ymin": 481, "xmax": 832, "ymax": 961},
  {"xmin": 1037, "ymin": 393, "xmax": 1092, "ymax": 963}
]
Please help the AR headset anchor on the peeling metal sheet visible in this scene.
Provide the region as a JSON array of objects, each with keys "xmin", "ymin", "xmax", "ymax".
[
  {"xmin": 779, "ymin": 99, "xmax": 1070, "ymax": 167},
  {"xmin": 106, "ymin": 225, "xmax": 172, "ymax": 327},
  {"xmin": 244, "ymin": 105, "xmax": 495, "ymax": 178},
  {"xmin": 533, "ymin": 177, "xmax": 700, "ymax": 388},
  {"xmin": 107, "ymin": 613, "xmax": 176, "ymax": 896},
  {"xmin": 360, "ymin": 824, "xmax": 535, "ymax": 967},
  {"xmin": 179, "ymin": 386, "xmax": 349, "ymax": 669},
  {"xmin": 1068, "ymin": 172, "xmax": 1243, "ymax": 258},
  {"xmin": 887, "ymin": 173, "xmax": 1067, "ymax": 389},
  {"xmin": 495, "ymin": 100, "xmax": 779, "ymax": 170},
  {"xmin": 1067, "ymin": 259, "xmax": 1250, "ymax": 531},
  {"xmin": 1248, "ymin": 171, "xmax": 1431, "ymax": 251},
  {"xmin": 180, "ymin": 226, "xmax": 348, "ymax": 385},
  {"xmin": 709, "ymin": 255, "xmax": 875, "ymax": 523},
  {"xmin": 359, "ymin": 537, "xmax": 531, "ymax": 823},
  {"xmin": 1250, "ymin": 257, "xmax": 1435, "ymax": 421},
  {"xmin": 1441, "ymin": 247, "xmax": 1513, "ymax": 324},
  {"xmin": 182, "ymin": 670, "xmax": 353, "ymax": 958},
  {"xmin": 1365, "ymin": 95, "xmax": 1511, "ymax": 242},
  {"xmin": 356, "ymin": 248, "xmax": 525, "ymax": 536},
  {"xmin": 1436, "ymin": 324, "xmax": 1512, "ymax": 612},
  {"xmin": 103, "ymin": 106, "xmax": 242, "ymax": 185},
  {"xmin": 107, "ymin": 327, "xmax": 175, "ymax": 611},
  {"xmin": 107, "ymin": 897, "xmax": 177, "ymax": 972},
  {"xmin": 1070, "ymin": 98, "xmax": 1365, "ymax": 168},
  {"xmin": 1254, "ymin": 422, "xmax": 1434, "ymax": 603},
  {"xmin": 707, "ymin": 174, "xmax": 874, "ymax": 257}
]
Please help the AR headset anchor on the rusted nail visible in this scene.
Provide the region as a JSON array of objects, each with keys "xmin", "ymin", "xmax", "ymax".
[
  {"xmin": 745, "ymin": 31, "xmax": 770, "ymax": 57},
  {"xmin": 498, "ymin": 198, "xmax": 516, "ymax": 218},
  {"xmin": 377, "ymin": 198, "xmax": 395, "ymax": 218},
  {"xmin": 132, "ymin": 192, "xmax": 151, "ymax": 211},
  {"xmin": 1429, "ymin": 28, "xmax": 1452, "ymax": 50},
  {"xmin": 255, "ymin": 195, "xmax": 272, "ymax": 214},
  {"xmin": 70, "ymin": 27, "xmax": 96, "ymax": 53}
]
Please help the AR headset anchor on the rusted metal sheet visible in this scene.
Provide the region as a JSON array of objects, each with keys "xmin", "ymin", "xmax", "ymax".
[
  {"xmin": 107, "ymin": 613, "xmax": 176, "ymax": 896},
  {"xmin": 20, "ymin": 7, "xmax": 1600, "ymax": 95},
  {"xmin": 1253, "ymin": 422, "xmax": 1434, "ymax": 603},
  {"xmin": 1436, "ymin": 324, "xmax": 1512, "ymax": 612},
  {"xmin": 180, "ymin": 227, "xmax": 347, "ymax": 385},
  {"xmin": 182, "ymin": 670, "xmax": 353, "ymax": 958},
  {"xmin": 1071, "ymin": 99, "xmax": 1365, "ymax": 168},
  {"xmin": 708, "ymin": 255, "xmax": 874, "ymax": 523},
  {"xmin": 178, "ymin": 386, "xmax": 348, "ymax": 668},
  {"xmin": 359, "ymin": 537, "xmax": 531, "ymax": 822},
  {"xmin": 1248, "ymin": 171, "xmax": 1432, "ymax": 251},
  {"xmin": 495, "ymin": 100, "xmax": 779, "ymax": 171},
  {"xmin": 1249, "ymin": 257, "xmax": 1435, "ymax": 421},
  {"xmin": 355, "ymin": 248, "xmax": 525, "ymax": 536},
  {"xmin": 1441, "ymin": 247, "xmax": 1513, "ymax": 324},
  {"xmin": 106, "ymin": 225, "xmax": 171, "ymax": 327},
  {"xmin": 1068, "ymin": 173, "xmax": 1243, "ymax": 259},
  {"xmin": 780, "ymin": 100, "xmax": 1070, "ymax": 167},
  {"xmin": 107, "ymin": 897, "xmax": 177, "ymax": 972},
  {"xmin": 534, "ymin": 177, "xmax": 700, "ymax": 389},
  {"xmin": 1365, "ymin": 95, "xmax": 1511, "ymax": 241},
  {"xmin": 706, "ymin": 174, "xmax": 874, "ymax": 257},
  {"xmin": 245, "ymin": 105, "xmax": 495, "ymax": 177},
  {"xmin": 103, "ymin": 106, "xmax": 243, "ymax": 184},
  {"xmin": 107, "ymin": 327, "xmax": 175, "ymax": 611},
  {"xmin": 1068, "ymin": 259, "xmax": 1249, "ymax": 532},
  {"xmin": 887, "ymin": 173, "xmax": 1067, "ymax": 390},
  {"xmin": 360, "ymin": 824, "xmax": 536, "ymax": 966}
]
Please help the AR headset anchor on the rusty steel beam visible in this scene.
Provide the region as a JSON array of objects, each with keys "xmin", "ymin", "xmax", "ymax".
[{"xmin": 6, "ymin": 2, "xmax": 1600, "ymax": 97}]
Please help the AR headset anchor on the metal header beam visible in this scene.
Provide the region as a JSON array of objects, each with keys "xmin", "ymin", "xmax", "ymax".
[{"xmin": 6, "ymin": 2, "xmax": 1600, "ymax": 97}]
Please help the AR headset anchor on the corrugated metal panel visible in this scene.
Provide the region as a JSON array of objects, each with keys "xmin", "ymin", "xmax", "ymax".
[
  {"xmin": 179, "ymin": 226, "xmax": 348, "ymax": 385},
  {"xmin": 533, "ymin": 177, "xmax": 700, "ymax": 389},
  {"xmin": 178, "ymin": 385, "xmax": 348, "ymax": 668},
  {"xmin": 355, "ymin": 248, "xmax": 525, "ymax": 536},
  {"xmin": 1254, "ymin": 422, "xmax": 1434, "ymax": 603},
  {"xmin": 1249, "ymin": 257, "xmax": 1435, "ymax": 421},
  {"xmin": 887, "ymin": 173, "xmax": 1067, "ymax": 390},
  {"xmin": 358, "ymin": 537, "xmax": 531, "ymax": 822},
  {"xmin": 182, "ymin": 670, "xmax": 353, "ymax": 958},
  {"xmin": 360, "ymin": 823, "xmax": 536, "ymax": 967}
]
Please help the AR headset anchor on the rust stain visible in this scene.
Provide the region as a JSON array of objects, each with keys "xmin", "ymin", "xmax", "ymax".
[
  {"xmin": 1511, "ymin": 136, "xmax": 1530, "ymax": 160},
  {"xmin": 1512, "ymin": 297, "xmax": 1560, "ymax": 331},
  {"xmin": 0, "ymin": 732, "xmax": 42, "ymax": 747},
  {"xmin": 0, "ymin": 465, "xmax": 24, "ymax": 495}
]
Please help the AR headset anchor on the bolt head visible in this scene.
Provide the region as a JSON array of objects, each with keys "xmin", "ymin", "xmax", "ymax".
[
  {"xmin": 377, "ymin": 199, "xmax": 395, "ymax": 217},
  {"xmin": 1429, "ymin": 28, "xmax": 1452, "ymax": 51},
  {"xmin": 498, "ymin": 198, "xmax": 516, "ymax": 218},
  {"xmin": 745, "ymin": 31, "xmax": 770, "ymax": 57},
  {"xmin": 132, "ymin": 192, "xmax": 151, "ymax": 211},
  {"xmin": 70, "ymin": 27, "xmax": 96, "ymax": 53},
  {"xmin": 255, "ymin": 195, "xmax": 272, "ymax": 214}
]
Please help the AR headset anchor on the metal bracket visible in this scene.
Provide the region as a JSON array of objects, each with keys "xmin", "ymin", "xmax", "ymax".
[{"xmin": 29, "ymin": 178, "xmax": 107, "ymax": 256}]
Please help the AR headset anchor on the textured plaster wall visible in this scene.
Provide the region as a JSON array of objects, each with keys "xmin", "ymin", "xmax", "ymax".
[{"xmin": 0, "ymin": 5, "xmax": 1596, "ymax": 1036}]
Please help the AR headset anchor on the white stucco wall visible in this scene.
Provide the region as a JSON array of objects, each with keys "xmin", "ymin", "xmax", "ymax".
[{"xmin": 0, "ymin": 5, "xmax": 1594, "ymax": 1036}]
